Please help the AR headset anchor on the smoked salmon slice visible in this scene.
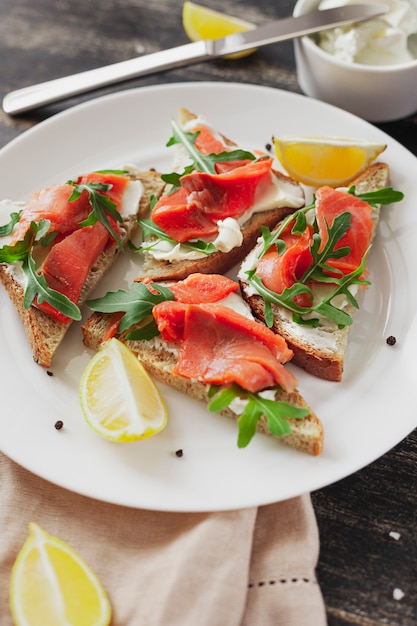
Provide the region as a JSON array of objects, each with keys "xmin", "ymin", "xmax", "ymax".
[
  {"xmin": 76, "ymin": 171, "xmax": 130, "ymax": 208},
  {"xmin": 255, "ymin": 187, "xmax": 374, "ymax": 298},
  {"xmin": 11, "ymin": 184, "xmax": 91, "ymax": 244},
  {"xmin": 181, "ymin": 158, "xmax": 274, "ymax": 221},
  {"xmin": 11, "ymin": 172, "xmax": 129, "ymax": 244},
  {"xmin": 11, "ymin": 171, "xmax": 131, "ymax": 323},
  {"xmin": 256, "ymin": 224, "xmax": 313, "ymax": 301},
  {"xmin": 169, "ymin": 273, "xmax": 239, "ymax": 303},
  {"xmin": 151, "ymin": 188, "xmax": 219, "ymax": 243},
  {"xmin": 37, "ymin": 222, "xmax": 110, "ymax": 323},
  {"xmin": 151, "ymin": 158, "xmax": 274, "ymax": 241},
  {"xmin": 193, "ymin": 125, "xmax": 228, "ymax": 155},
  {"xmin": 152, "ymin": 300, "xmax": 297, "ymax": 393},
  {"xmin": 192, "ymin": 125, "xmax": 252, "ymax": 173},
  {"xmin": 315, "ymin": 186, "xmax": 373, "ymax": 275}
]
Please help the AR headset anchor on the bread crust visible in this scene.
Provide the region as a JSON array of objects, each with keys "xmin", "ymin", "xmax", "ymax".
[
  {"xmin": 0, "ymin": 170, "xmax": 165, "ymax": 367},
  {"xmin": 239, "ymin": 162, "xmax": 390, "ymax": 382}
]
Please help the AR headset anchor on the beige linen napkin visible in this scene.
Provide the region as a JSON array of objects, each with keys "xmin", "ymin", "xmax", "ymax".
[{"xmin": 0, "ymin": 453, "xmax": 326, "ymax": 626}]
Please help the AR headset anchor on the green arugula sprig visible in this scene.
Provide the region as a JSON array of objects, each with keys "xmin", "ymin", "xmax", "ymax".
[
  {"xmin": 246, "ymin": 186, "xmax": 403, "ymax": 328},
  {"xmin": 0, "ymin": 211, "xmax": 21, "ymax": 237},
  {"xmin": 87, "ymin": 281, "xmax": 175, "ymax": 340},
  {"xmin": 67, "ymin": 181, "xmax": 124, "ymax": 249},
  {"xmin": 0, "ymin": 219, "xmax": 81, "ymax": 320},
  {"xmin": 207, "ymin": 383, "xmax": 309, "ymax": 448},
  {"xmin": 161, "ymin": 120, "xmax": 260, "ymax": 192},
  {"xmin": 138, "ymin": 218, "xmax": 218, "ymax": 256},
  {"xmin": 350, "ymin": 185, "xmax": 404, "ymax": 206}
]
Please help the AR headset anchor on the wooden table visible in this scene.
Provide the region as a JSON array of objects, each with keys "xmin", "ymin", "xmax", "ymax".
[{"xmin": 1, "ymin": 1, "xmax": 416, "ymax": 624}]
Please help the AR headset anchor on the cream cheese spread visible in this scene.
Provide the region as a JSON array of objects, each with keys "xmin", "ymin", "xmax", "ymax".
[{"xmin": 317, "ymin": 0, "xmax": 417, "ymax": 65}]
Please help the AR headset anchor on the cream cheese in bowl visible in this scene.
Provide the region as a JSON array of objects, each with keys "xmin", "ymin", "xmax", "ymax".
[
  {"xmin": 293, "ymin": 0, "xmax": 417, "ymax": 121},
  {"xmin": 317, "ymin": 0, "xmax": 417, "ymax": 65}
]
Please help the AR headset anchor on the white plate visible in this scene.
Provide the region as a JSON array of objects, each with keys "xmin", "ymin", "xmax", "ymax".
[{"xmin": 0, "ymin": 82, "xmax": 416, "ymax": 512}]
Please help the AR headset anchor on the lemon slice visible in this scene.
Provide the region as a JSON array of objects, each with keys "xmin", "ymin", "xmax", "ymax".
[
  {"xmin": 273, "ymin": 136, "xmax": 387, "ymax": 187},
  {"xmin": 80, "ymin": 338, "xmax": 167, "ymax": 442},
  {"xmin": 182, "ymin": 1, "xmax": 255, "ymax": 59},
  {"xmin": 10, "ymin": 523, "xmax": 111, "ymax": 626}
]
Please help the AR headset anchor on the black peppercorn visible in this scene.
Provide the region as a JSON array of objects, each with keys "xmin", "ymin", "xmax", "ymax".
[
  {"xmin": 386, "ymin": 335, "xmax": 397, "ymax": 346},
  {"xmin": 54, "ymin": 420, "xmax": 64, "ymax": 430}
]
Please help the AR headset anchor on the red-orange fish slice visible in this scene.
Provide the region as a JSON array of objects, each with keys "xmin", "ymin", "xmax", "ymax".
[
  {"xmin": 11, "ymin": 172, "xmax": 130, "ymax": 244},
  {"xmin": 315, "ymin": 186, "xmax": 373, "ymax": 275},
  {"xmin": 151, "ymin": 187, "xmax": 219, "ymax": 242},
  {"xmin": 193, "ymin": 125, "xmax": 228, "ymax": 155},
  {"xmin": 181, "ymin": 157, "xmax": 274, "ymax": 221},
  {"xmin": 11, "ymin": 184, "xmax": 91, "ymax": 244},
  {"xmin": 36, "ymin": 222, "xmax": 110, "ymax": 323},
  {"xmin": 153, "ymin": 301, "xmax": 297, "ymax": 393},
  {"xmin": 192, "ymin": 124, "xmax": 252, "ymax": 173},
  {"xmin": 256, "ymin": 223, "xmax": 313, "ymax": 304},
  {"xmin": 76, "ymin": 171, "xmax": 130, "ymax": 208},
  {"xmin": 169, "ymin": 273, "xmax": 239, "ymax": 303}
]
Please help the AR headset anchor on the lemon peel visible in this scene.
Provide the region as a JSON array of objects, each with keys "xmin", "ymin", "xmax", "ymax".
[
  {"xmin": 10, "ymin": 523, "xmax": 111, "ymax": 626},
  {"xmin": 182, "ymin": 1, "xmax": 256, "ymax": 59},
  {"xmin": 273, "ymin": 136, "xmax": 387, "ymax": 187},
  {"xmin": 79, "ymin": 337, "xmax": 167, "ymax": 442}
]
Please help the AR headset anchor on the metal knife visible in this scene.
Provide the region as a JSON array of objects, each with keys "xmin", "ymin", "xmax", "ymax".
[{"xmin": 3, "ymin": 3, "xmax": 387, "ymax": 115}]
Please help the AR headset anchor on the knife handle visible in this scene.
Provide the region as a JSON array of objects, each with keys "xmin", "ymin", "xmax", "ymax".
[{"xmin": 3, "ymin": 41, "xmax": 210, "ymax": 115}]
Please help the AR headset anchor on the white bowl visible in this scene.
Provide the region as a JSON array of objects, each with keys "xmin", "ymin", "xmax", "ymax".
[{"xmin": 293, "ymin": 0, "xmax": 417, "ymax": 121}]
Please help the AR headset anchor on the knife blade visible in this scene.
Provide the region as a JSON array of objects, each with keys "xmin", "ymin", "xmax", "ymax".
[{"xmin": 3, "ymin": 3, "xmax": 387, "ymax": 115}]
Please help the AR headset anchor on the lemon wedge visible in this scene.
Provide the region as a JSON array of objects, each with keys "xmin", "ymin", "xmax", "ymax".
[
  {"xmin": 273, "ymin": 136, "xmax": 387, "ymax": 187},
  {"xmin": 79, "ymin": 338, "xmax": 167, "ymax": 442},
  {"xmin": 10, "ymin": 523, "xmax": 111, "ymax": 626},
  {"xmin": 182, "ymin": 1, "xmax": 256, "ymax": 59}
]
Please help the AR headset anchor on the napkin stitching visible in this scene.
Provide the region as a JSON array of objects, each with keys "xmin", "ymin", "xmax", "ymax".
[{"xmin": 247, "ymin": 576, "xmax": 318, "ymax": 589}]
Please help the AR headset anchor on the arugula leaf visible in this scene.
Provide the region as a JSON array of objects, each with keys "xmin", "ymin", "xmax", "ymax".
[
  {"xmin": 257, "ymin": 201, "xmax": 315, "ymax": 259},
  {"xmin": 23, "ymin": 252, "xmax": 81, "ymax": 320},
  {"xmin": 0, "ymin": 234, "xmax": 32, "ymax": 263},
  {"xmin": 207, "ymin": 383, "xmax": 309, "ymax": 448},
  {"xmin": 0, "ymin": 220, "xmax": 81, "ymax": 320},
  {"xmin": 162, "ymin": 120, "xmax": 259, "ymax": 193},
  {"xmin": 161, "ymin": 164, "xmax": 195, "ymax": 191},
  {"xmin": 94, "ymin": 169, "xmax": 128, "ymax": 175},
  {"xmin": 0, "ymin": 211, "xmax": 21, "ymax": 237},
  {"xmin": 298, "ymin": 212, "xmax": 352, "ymax": 285},
  {"xmin": 138, "ymin": 218, "xmax": 217, "ymax": 256},
  {"xmin": 5, "ymin": 220, "xmax": 82, "ymax": 320},
  {"xmin": 246, "ymin": 184, "xmax": 403, "ymax": 328},
  {"xmin": 0, "ymin": 218, "xmax": 52, "ymax": 263},
  {"xmin": 126, "ymin": 316, "xmax": 160, "ymax": 341},
  {"xmin": 167, "ymin": 120, "xmax": 257, "ymax": 174},
  {"xmin": 68, "ymin": 181, "xmax": 123, "ymax": 249},
  {"xmin": 348, "ymin": 186, "xmax": 404, "ymax": 206},
  {"xmin": 86, "ymin": 281, "xmax": 175, "ymax": 335}
]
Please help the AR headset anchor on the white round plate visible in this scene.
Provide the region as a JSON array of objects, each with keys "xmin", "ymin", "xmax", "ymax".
[{"xmin": 0, "ymin": 82, "xmax": 416, "ymax": 512}]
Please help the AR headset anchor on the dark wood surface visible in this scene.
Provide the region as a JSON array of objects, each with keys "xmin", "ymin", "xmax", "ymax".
[{"xmin": 1, "ymin": 1, "xmax": 416, "ymax": 624}]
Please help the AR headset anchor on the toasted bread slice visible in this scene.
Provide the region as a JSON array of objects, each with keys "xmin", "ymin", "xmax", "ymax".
[
  {"xmin": 0, "ymin": 171, "xmax": 165, "ymax": 367},
  {"xmin": 81, "ymin": 293, "xmax": 323, "ymax": 457},
  {"xmin": 137, "ymin": 108, "xmax": 306, "ymax": 282},
  {"xmin": 238, "ymin": 162, "xmax": 390, "ymax": 382}
]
